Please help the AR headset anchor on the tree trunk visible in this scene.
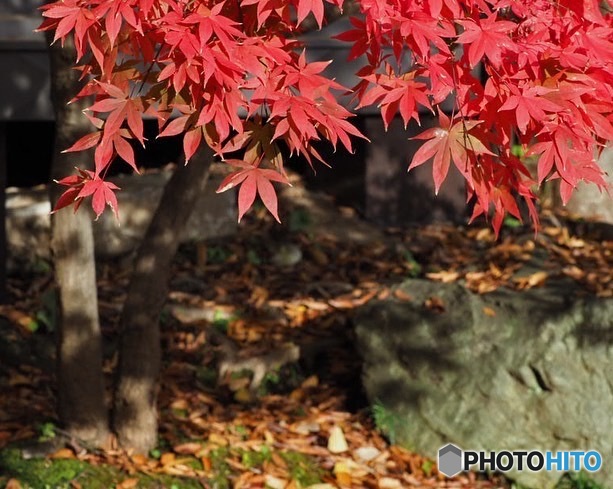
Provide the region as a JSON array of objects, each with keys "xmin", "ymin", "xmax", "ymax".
[
  {"xmin": 113, "ymin": 149, "xmax": 213, "ymax": 453},
  {"xmin": 47, "ymin": 33, "xmax": 110, "ymax": 446},
  {"xmin": 0, "ymin": 122, "xmax": 7, "ymax": 303}
]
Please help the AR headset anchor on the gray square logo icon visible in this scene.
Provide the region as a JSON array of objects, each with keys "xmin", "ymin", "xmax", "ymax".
[{"xmin": 438, "ymin": 444, "xmax": 462, "ymax": 477}]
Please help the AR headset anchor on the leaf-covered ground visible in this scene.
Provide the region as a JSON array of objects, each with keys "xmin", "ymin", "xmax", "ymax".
[{"xmin": 0, "ymin": 184, "xmax": 610, "ymax": 488}]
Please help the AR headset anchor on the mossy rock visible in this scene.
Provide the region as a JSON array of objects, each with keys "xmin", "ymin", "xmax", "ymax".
[{"xmin": 0, "ymin": 448, "xmax": 203, "ymax": 489}]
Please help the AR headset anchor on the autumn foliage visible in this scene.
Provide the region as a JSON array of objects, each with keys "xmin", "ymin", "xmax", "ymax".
[{"xmin": 38, "ymin": 0, "xmax": 612, "ymax": 234}]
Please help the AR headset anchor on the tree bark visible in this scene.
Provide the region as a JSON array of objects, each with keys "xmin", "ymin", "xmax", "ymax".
[
  {"xmin": 47, "ymin": 33, "xmax": 110, "ymax": 446},
  {"xmin": 113, "ymin": 149, "xmax": 213, "ymax": 453},
  {"xmin": 0, "ymin": 122, "xmax": 7, "ymax": 303}
]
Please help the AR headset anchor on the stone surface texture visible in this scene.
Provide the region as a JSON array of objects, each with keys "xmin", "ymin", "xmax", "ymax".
[{"xmin": 355, "ymin": 279, "xmax": 613, "ymax": 489}]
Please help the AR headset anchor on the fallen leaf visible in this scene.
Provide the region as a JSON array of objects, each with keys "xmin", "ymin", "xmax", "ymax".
[
  {"xmin": 173, "ymin": 442, "xmax": 203, "ymax": 454},
  {"xmin": 392, "ymin": 289, "xmax": 413, "ymax": 302},
  {"xmin": 208, "ymin": 433, "xmax": 228, "ymax": 446},
  {"xmin": 50, "ymin": 448, "xmax": 75, "ymax": 459},
  {"xmin": 201, "ymin": 456, "xmax": 212, "ymax": 471},
  {"xmin": 378, "ymin": 476, "xmax": 402, "ymax": 488},
  {"xmin": 130, "ymin": 454, "xmax": 148, "ymax": 466},
  {"xmin": 265, "ymin": 474, "xmax": 287, "ymax": 489},
  {"xmin": 426, "ymin": 270, "xmax": 460, "ymax": 283},
  {"xmin": 160, "ymin": 452, "xmax": 175, "ymax": 465},
  {"xmin": 328, "ymin": 425, "xmax": 349, "ymax": 453},
  {"xmin": 562, "ymin": 265, "xmax": 585, "ymax": 280},
  {"xmin": 482, "ymin": 306, "xmax": 496, "ymax": 317},
  {"xmin": 515, "ymin": 270, "xmax": 548, "ymax": 289},
  {"xmin": 335, "ymin": 470, "xmax": 352, "ymax": 485},
  {"xmin": 424, "ymin": 296, "xmax": 445, "ymax": 313},
  {"xmin": 8, "ymin": 374, "xmax": 32, "ymax": 387},
  {"xmin": 116, "ymin": 478, "xmax": 139, "ymax": 489},
  {"xmin": 301, "ymin": 375, "xmax": 319, "ymax": 389},
  {"xmin": 293, "ymin": 421, "xmax": 320, "ymax": 435},
  {"xmin": 354, "ymin": 446, "xmax": 381, "ymax": 462},
  {"xmin": 234, "ymin": 387, "xmax": 255, "ymax": 404}
]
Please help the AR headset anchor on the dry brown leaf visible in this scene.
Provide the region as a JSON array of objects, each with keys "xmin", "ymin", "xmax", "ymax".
[
  {"xmin": 377, "ymin": 287, "xmax": 390, "ymax": 300},
  {"xmin": 208, "ymin": 433, "xmax": 228, "ymax": 446},
  {"xmin": 170, "ymin": 398, "xmax": 189, "ymax": 410},
  {"xmin": 293, "ymin": 420, "xmax": 320, "ymax": 435},
  {"xmin": 562, "ymin": 265, "xmax": 585, "ymax": 280},
  {"xmin": 327, "ymin": 295, "xmax": 355, "ymax": 309},
  {"xmin": 301, "ymin": 375, "xmax": 319, "ymax": 389},
  {"xmin": 515, "ymin": 270, "xmax": 548, "ymax": 289},
  {"xmin": 271, "ymin": 452, "xmax": 288, "ymax": 470},
  {"xmin": 201, "ymin": 456, "xmax": 212, "ymax": 472},
  {"xmin": 392, "ymin": 289, "xmax": 413, "ymax": 302},
  {"xmin": 378, "ymin": 476, "xmax": 403, "ymax": 488},
  {"xmin": 426, "ymin": 270, "xmax": 460, "ymax": 283},
  {"xmin": 50, "ymin": 448, "xmax": 75, "ymax": 459},
  {"xmin": 482, "ymin": 306, "xmax": 496, "ymax": 317},
  {"xmin": 424, "ymin": 296, "xmax": 445, "ymax": 313},
  {"xmin": 5, "ymin": 479, "xmax": 23, "ymax": 489},
  {"xmin": 130, "ymin": 453, "xmax": 148, "ymax": 466},
  {"xmin": 567, "ymin": 237, "xmax": 586, "ymax": 248},
  {"xmin": 265, "ymin": 474, "xmax": 288, "ymax": 489},
  {"xmin": 8, "ymin": 374, "xmax": 32, "ymax": 387},
  {"xmin": 116, "ymin": 478, "xmax": 139, "ymax": 489},
  {"xmin": 234, "ymin": 388, "xmax": 255, "ymax": 404},
  {"xmin": 354, "ymin": 446, "xmax": 381, "ymax": 462},
  {"xmin": 160, "ymin": 452, "xmax": 175, "ymax": 465},
  {"xmin": 173, "ymin": 442, "xmax": 202, "ymax": 454},
  {"xmin": 335, "ymin": 471, "xmax": 352, "ymax": 486},
  {"xmin": 250, "ymin": 286, "xmax": 269, "ymax": 308}
]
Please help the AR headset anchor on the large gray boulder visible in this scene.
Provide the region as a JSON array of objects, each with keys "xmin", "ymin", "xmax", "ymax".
[{"xmin": 355, "ymin": 279, "xmax": 613, "ymax": 489}]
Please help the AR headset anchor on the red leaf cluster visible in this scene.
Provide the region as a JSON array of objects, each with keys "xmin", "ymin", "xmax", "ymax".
[{"xmin": 39, "ymin": 0, "xmax": 613, "ymax": 234}]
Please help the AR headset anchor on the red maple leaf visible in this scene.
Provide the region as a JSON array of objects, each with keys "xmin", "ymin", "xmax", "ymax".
[
  {"xmin": 216, "ymin": 160, "xmax": 290, "ymax": 222},
  {"xmin": 409, "ymin": 111, "xmax": 494, "ymax": 193},
  {"xmin": 53, "ymin": 169, "xmax": 120, "ymax": 220},
  {"xmin": 498, "ymin": 85, "xmax": 561, "ymax": 134},
  {"xmin": 456, "ymin": 12, "xmax": 517, "ymax": 68}
]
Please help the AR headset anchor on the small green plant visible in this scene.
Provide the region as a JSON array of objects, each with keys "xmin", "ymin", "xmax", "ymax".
[
  {"xmin": 232, "ymin": 425, "xmax": 249, "ymax": 440},
  {"xmin": 262, "ymin": 370, "xmax": 280, "ymax": 386},
  {"xmin": 421, "ymin": 459, "xmax": 435, "ymax": 477},
  {"xmin": 246, "ymin": 248, "xmax": 262, "ymax": 265},
  {"xmin": 289, "ymin": 208, "xmax": 312, "ymax": 233},
  {"xmin": 29, "ymin": 288, "xmax": 59, "ymax": 333},
  {"xmin": 555, "ymin": 472, "xmax": 605, "ymax": 489},
  {"xmin": 38, "ymin": 422, "xmax": 57, "ymax": 442},
  {"xmin": 372, "ymin": 401, "xmax": 402, "ymax": 445},
  {"xmin": 31, "ymin": 258, "xmax": 53, "ymax": 275},
  {"xmin": 258, "ymin": 364, "xmax": 303, "ymax": 396},
  {"xmin": 503, "ymin": 216, "xmax": 523, "ymax": 229},
  {"xmin": 159, "ymin": 308, "xmax": 172, "ymax": 326},
  {"xmin": 239, "ymin": 446, "xmax": 272, "ymax": 468},
  {"xmin": 207, "ymin": 246, "xmax": 232, "ymax": 265},
  {"xmin": 280, "ymin": 451, "xmax": 322, "ymax": 487},
  {"xmin": 212, "ymin": 309, "xmax": 237, "ymax": 335},
  {"xmin": 209, "ymin": 447, "xmax": 232, "ymax": 489},
  {"xmin": 402, "ymin": 250, "xmax": 422, "ymax": 278},
  {"xmin": 196, "ymin": 366, "xmax": 218, "ymax": 388}
]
